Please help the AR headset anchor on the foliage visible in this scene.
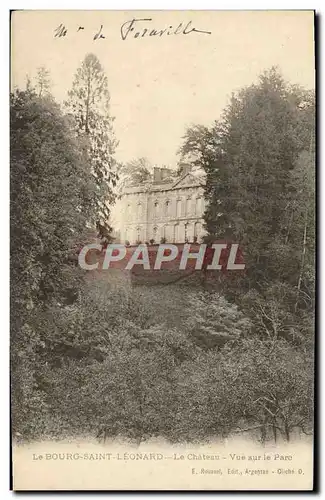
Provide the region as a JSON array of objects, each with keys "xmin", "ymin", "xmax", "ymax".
[
  {"xmin": 118, "ymin": 157, "xmax": 152, "ymax": 190},
  {"xmin": 10, "ymin": 87, "xmax": 97, "ymax": 435},
  {"xmin": 185, "ymin": 291, "xmax": 251, "ymax": 347},
  {"xmin": 11, "ymin": 66, "xmax": 314, "ymax": 445},
  {"xmin": 65, "ymin": 53, "xmax": 118, "ymax": 236},
  {"xmin": 35, "ymin": 66, "xmax": 52, "ymax": 97},
  {"xmin": 179, "ymin": 67, "xmax": 315, "ymax": 334},
  {"xmin": 12, "ymin": 278, "xmax": 313, "ymax": 443}
]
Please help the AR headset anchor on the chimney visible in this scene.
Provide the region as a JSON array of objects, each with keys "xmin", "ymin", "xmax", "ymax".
[
  {"xmin": 153, "ymin": 167, "xmax": 162, "ymax": 183},
  {"xmin": 160, "ymin": 167, "xmax": 171, "ymax": 181}
]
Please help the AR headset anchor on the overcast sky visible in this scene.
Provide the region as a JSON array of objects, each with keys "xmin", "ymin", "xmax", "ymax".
[{"xmin": 11, "ymin": 10, "xmax": 315, "ymax": 166}]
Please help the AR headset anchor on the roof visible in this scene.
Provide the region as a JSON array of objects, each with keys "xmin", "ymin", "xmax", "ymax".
[{"xmin": 121, "ymin": 170, "xmax": 206, "ymax": 196}]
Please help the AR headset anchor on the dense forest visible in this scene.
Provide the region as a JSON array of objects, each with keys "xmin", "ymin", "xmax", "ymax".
[{"xmin": 11, "ymin": 57, "xmax": 315, "ymax": 444}]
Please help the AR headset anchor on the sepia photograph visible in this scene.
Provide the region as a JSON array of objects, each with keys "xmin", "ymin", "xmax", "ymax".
[{"xmin": 10, "ymin": 9, "xmax": 315, "ymax": 491}]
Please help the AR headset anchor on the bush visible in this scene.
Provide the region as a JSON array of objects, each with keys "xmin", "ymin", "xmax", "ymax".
[{"xmin": 23, "ymin": 282, "xmax": 313, "ymax": 444}]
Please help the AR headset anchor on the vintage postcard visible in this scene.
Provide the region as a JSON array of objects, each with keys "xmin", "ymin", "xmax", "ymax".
[{"xmin": 10, "ymin": 10, "xmax": 315, "ymax": 491}]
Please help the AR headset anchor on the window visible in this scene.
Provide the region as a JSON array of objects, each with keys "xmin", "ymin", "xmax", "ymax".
[
  {"xmin": 174, "ymin": 223, "xmax": 180, "ymax": 242},
  {"xmin": 184, "ymin": 223, "xmax": 189, "ymax": 242},
  {"xmin": 195, "ymin": 197, "xmax": 202, "ymax": 215},
  {"xmin": 194, "ymin": 221, "xmax": 202, "ymax": 239},
  {"xmin": 186, "ymin": 198, "xmax": 192, "ymax": 215},
  {"xmin": 164, "ymin": 225, "xmax": 173, "ymax": 242},
  {"xmin": 176, "ymin": 199, "xmax": 182, "ymax": 218},
  {"xmin": 165, "ymin": 200, "xmax": 170, "ymax": 216},
  {"xmin": 154, "ymin": 201, "xmax": 159, "ymax": 218}
]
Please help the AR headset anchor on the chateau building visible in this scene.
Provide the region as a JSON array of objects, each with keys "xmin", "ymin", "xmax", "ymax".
[{"xmin": 111, "ymin": 165, "xmax": 207, "ymax": 245}]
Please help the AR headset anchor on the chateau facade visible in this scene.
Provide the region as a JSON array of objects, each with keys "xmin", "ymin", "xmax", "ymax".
[{"xmin": 112, "ymin": 166, "xmax": 207, "ymax": 245}]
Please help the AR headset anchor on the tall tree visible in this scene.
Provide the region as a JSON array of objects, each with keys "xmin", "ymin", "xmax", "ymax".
[
  {"xmin": 35, "ymin": 66, "xmax": 51, "ymax": 97},
  {"xmin": 179, "ymin": 68, "xmax": 315, "ymax": 293},
  {"xmin": 10, "ymin": 87, "xmax": 97, "ymax": 436},
  {"xmin": 65, "ymin": 53, "xmax": 118, "ymax": 240}
]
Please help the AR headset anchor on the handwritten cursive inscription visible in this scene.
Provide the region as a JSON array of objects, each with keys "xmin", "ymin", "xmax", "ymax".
[{"xmin": 120, "ymin": 18, "xmax": 211, "ymax": 41}]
